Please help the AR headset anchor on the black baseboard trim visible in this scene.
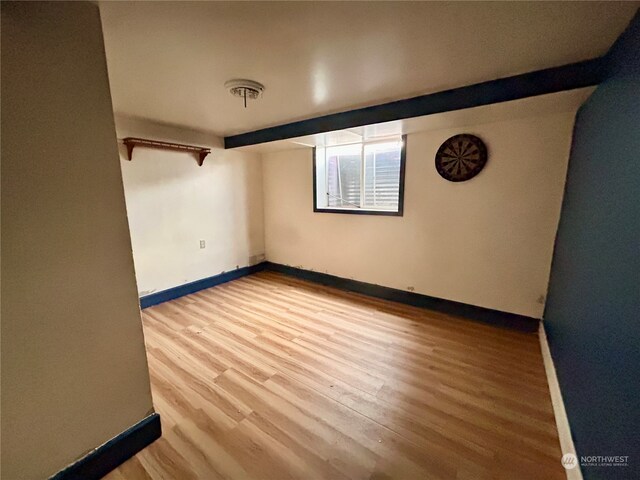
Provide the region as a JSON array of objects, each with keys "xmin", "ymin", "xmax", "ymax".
[
  {"xmin": 264, "ymin": 262, "xmax": 539, "ymax": 332},
  {"xmin": 140, "ymin": 263, "xmax": 266, "ymax": 309},
  {"xmin": 49, "ymin": 413, "xmax": 161, "ymax": 480}
]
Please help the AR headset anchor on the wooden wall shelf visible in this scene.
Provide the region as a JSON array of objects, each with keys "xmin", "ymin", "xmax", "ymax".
[{"xmin": 122, "ymin": 137, "xmax": 211, "ymax": 166}]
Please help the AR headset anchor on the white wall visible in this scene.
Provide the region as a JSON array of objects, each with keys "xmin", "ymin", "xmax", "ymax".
[
  {"xmin": 1, "ymin": 3, "xmax": 154, "ymax": 479},
  {"xmin": 116, "ymin": 116, "xmax": 265, "ymax": 296},
  {"xmin": 263, "ymin": 112, "xmax": 576, "ymax": 318}
]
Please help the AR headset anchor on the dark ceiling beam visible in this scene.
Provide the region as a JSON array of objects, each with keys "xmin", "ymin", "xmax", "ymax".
[{"xmin": 224, "ymin": 57, "xmax": 606, "ymax": 149}]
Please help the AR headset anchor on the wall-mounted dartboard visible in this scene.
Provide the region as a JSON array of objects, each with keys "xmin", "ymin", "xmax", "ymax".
[{"xmin": 435, "ymin": 134, "xmax": 487, "ymax": 182}]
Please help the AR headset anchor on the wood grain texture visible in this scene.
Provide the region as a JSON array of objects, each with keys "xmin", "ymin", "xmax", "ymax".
[{"xmin": 105, "ymin": 272, "xmax": 564, "ymax": 480}]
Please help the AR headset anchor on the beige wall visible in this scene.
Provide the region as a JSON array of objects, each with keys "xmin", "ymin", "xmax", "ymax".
[
  {"xmin": 263, "ymin": 112, "xmax": 576, "ymax": 318},
  {"xmin": 116, "ymin": 116, "xmax": 265, "ymax": 296},
  {"xmin": 1, "ymin": 3, "xmax": 154, "ymax": 479}
]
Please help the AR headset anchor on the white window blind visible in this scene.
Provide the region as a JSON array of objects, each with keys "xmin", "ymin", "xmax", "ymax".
[
  {"xmin": 314, "ymin": 138, "xmax": 404, "ymax": 215},
  {"xmin": 363, "ymin": 142, "xmax": 402, "ymax": 209}
]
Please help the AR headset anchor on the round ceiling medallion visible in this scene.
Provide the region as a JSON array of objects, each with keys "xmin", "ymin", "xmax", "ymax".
[{"xmin": 435, "ymin": 134, "xmax": 487, "ymax": 182}]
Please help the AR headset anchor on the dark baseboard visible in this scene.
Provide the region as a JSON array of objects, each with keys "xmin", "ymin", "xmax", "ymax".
[
  {"xmin": 264, "ymin": 262, "xmax": 539, "ymax": 332},
  {"xmin": 140, "ymin": 263, "xmax": 266, "ymax": 309},
  {"xmin": 138, "ymin": 260, "xmax": 538, "ymax": 331},
  {"xmin": 49, "ymin": 413, "xmax": 161, "ymax": 480}
]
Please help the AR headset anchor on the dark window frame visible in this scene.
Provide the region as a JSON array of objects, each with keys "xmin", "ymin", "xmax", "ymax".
[{"xmin": 312, "ymin": 135, "xmax": 406, "ymax": 217}]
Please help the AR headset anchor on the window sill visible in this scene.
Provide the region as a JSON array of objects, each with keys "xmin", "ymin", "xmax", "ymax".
[{"xmin": 313, "ymin": 207, "xmax": 403, "ymax": 217}]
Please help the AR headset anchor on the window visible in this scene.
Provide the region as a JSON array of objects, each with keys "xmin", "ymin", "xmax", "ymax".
[{"xmin": 313, "ymin": 136, "xmax": 406, "ymax": 215}]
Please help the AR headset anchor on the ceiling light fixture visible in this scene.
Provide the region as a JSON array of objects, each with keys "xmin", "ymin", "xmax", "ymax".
[{"xmin": 225, "ymin": 79, "xmax": 264, "ymax": 108}]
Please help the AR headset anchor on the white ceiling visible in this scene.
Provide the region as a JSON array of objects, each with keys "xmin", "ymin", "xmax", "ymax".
[{"xmin": 99, "ymin": 2, "xmax": 637, "ymax": 137}]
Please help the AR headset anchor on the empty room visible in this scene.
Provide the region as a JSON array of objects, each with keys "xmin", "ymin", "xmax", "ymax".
[{"xmin": 1, "ymin": 2, "xmax": 638, "ymax": 480}]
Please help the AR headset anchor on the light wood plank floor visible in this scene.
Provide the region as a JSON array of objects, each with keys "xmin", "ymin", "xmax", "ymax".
[{"xmin": 105, "ymin": 271, "xmax": 564, "ymax": 480}]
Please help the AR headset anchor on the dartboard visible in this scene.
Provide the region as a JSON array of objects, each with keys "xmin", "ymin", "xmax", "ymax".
[{"xmin": 435, "ymin": 134, "xmax": 487, "ymax": 182}]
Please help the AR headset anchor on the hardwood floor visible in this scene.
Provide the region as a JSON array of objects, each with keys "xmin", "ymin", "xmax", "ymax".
[{"xmin": 105, "ymin": 271, "xmax": 564, "ymax": 480}]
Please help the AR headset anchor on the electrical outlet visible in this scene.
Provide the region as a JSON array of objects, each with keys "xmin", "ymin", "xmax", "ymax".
[{"xmin": 199, "ymin": 240, "xmax": 206, "ymax": 249}]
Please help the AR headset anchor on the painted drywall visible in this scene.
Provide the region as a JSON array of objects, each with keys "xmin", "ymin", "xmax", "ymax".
[
  {"xmin": 1, "ymin": 3, "xmax": 154, "ymax": 479},
  {"xmin": 263, "ymin": 111, "xmax": 577, "ymax": 318},
  {"xmin": 116, "ymin": 116, "xmax": 265, "ymax": 296},
  {"xmin": 544, "ymin": 12, "xmax": 640, "ymax": 480}
]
